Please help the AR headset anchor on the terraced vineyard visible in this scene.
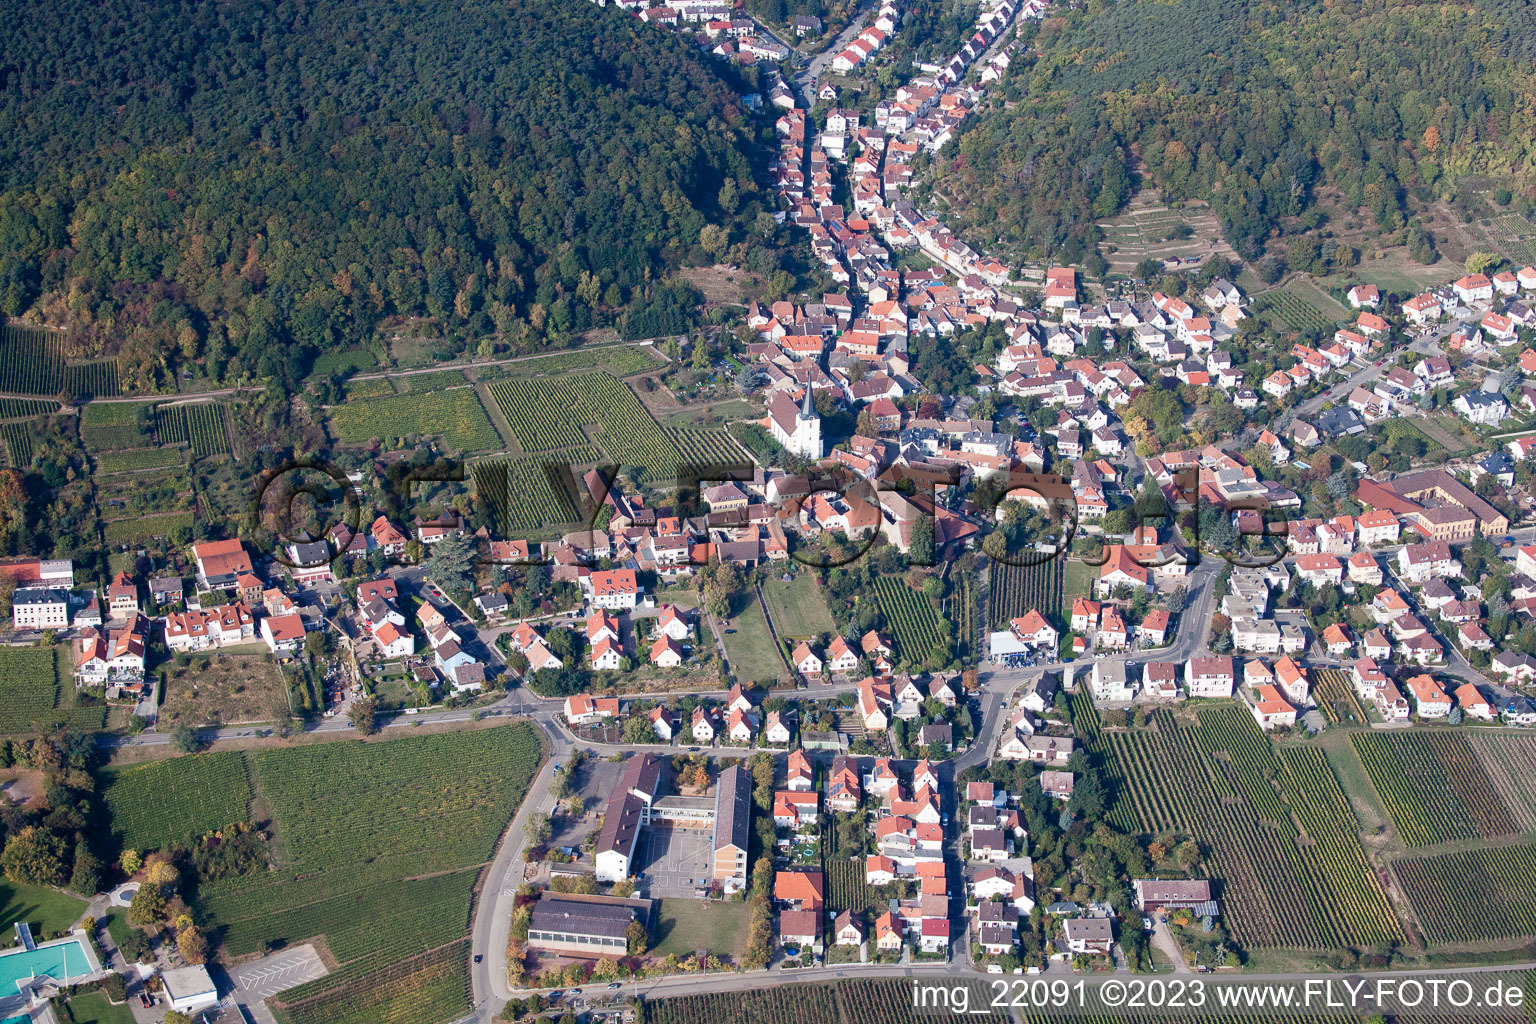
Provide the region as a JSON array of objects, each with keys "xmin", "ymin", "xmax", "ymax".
[
  {"xmin": 1467, "ymin": 733, "xmax": 1536, "ymax": 832},
  {"xmin": 1394, "ymin": 843, "xmax": 1536, "ymax": 944},
  {"xmin": 157, "ymin": 403, "xmax": 231, "ymax": 457},
  {"xmin": 101, "ymin": 752, "xmax": 253, "ymax": 852},
  {"xmin": 328, "ymin": 388, "xmax": 500, "ymax": 452},
  {"xmin": 873, "ymin": 576, "xmax": 945, "ymax": 662},
  {"xmin": 395, "ymin": 368, "xmax": 467, "ymax": 392},
  {"xmin": 488, "ymin": 372, "xmax": 683, "ymax": 469},
  {"xmin": 988, "ymin": 558, "xmax": 1063, "ymax": 630},
  {"xmin": 470, "ymin": 458, "xmax": 582, "ymax": 533},
  {"xmin": 1311, "ymin": 668, "xmax": 1369, "ymax": 725},
  {"xmin": 162, "ymin": 726, "xmax": 542, "ymax": 1024},
  {"xmin": 651, "ymin": 983, "xmax": 845, "ymax": 1024},
  {"xmin": 1079, "ymin": 696, "xmax": 1402, "ymax": 950},
  {"xmin": 1351, "ymin": 732, "xmax": 1516, "ymax": 846},
  {"xmin": 475, "ymin": 345, "xmax": 659, "ymax": 380}
]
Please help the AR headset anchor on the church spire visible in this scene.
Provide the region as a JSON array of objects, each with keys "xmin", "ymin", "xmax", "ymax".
[{"xmin": 799, "ymin": 387, "xmax": 815, "ymax": 419}]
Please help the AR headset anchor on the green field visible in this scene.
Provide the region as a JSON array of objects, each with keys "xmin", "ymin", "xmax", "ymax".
[
  {"xmin": 652, "ymin": 898, "xmax": 750, "ymax": 958},
  {"xmin": 0, "ymin": 880, "xmax": 86, "ymax": 938},
  {"xmin": 65, "ymin": 991, "xmax": 135, "ymax": 1024},
  {"xmin": 1351, "ymin": 732, "xmax": 1517, "ymax": 847},
  {"xmin": 0, "ymin": 325, "xmax": 65, "ymax": 395},
  {"xmin": 1253, "ymin": 278, "xmax": 1348, "ymax": 333},
  {"xmin": 721, "ymin": 592, "xmax": 781, "ymax": 685},
  {"xmin": 163, "ymin": 726, "xmax": 544, "ymax": 1024},
  {"xmin": 1379, "ymin": 417, "xmax": 1442, "ymax": 453},
  {"xmin": 95, "ymin": 446, "xmax": 187, "ymax": 474},
  {"xmin": 761, "ymin": 574, "xmax": 835, "ymax": 639},
  {"xmin": 0, "ymin": 397, "xmax": 57, "ymax": 419},
  {"xmin": 395, "ymin": 368, "xmax": 468, "ymax": 392},
  {"xmin": 328, "ymin": 387, "xmax": 501, "ymax": 452},
  {"xmin": 102, "ymin": 511, "xmax": 194, "ymax": 545},
  {"xmin": 101, "ymin": 751, "xmax": 254, "ymax": 853},
  {"xmin": 309, "ymin": 348, "xmax": 381, "ymax": 379},
  {"xmin": 988, "ymin": 559, "xmax": 1065, "ymax": 631},
  {"xmin": 341, "ymin": 376, "xmax": 396, "ymax": 400},
  {"xmin": 1, "ymin": 423, "xmax": 35, "ymax": 466},
  {"xmin": 474, "ymin": 346, "xmax": 659, "ymax": 380},
  {"xmin": 81, "ymin": 401, "xmax": 157, "ymax": 450},
  {"xmin": 0, "ymin": 647, "xmax": 105, "ymax": 735}
]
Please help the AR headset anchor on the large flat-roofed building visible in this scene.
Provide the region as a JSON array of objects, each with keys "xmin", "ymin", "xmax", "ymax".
[{"xmin": 526, "ymin": 893, "xmax": 654, "ymax": 956}]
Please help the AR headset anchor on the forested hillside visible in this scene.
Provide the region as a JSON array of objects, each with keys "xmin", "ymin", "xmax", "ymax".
[
  {"xmin": 946, "ymin": 0, "xmax": 1536, "ymax": 264},
  {"xmin": 0, "ymin": 0, "xmax": 783, "ymax": 389}
]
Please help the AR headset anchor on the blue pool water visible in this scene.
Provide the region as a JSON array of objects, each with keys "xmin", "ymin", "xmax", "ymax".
[{"xmin": 0, "ymin": 938, "xmax": 92, "ymax": 992}]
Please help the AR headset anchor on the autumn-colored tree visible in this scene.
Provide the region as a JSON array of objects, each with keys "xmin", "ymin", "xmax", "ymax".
[
  {"xmin": 178, "ymin": 924, "xmax": 209, "ymax": 964},
  {"xmin": 1422, "ymin": 124, "xmax": 1441, "ymax": 153}
]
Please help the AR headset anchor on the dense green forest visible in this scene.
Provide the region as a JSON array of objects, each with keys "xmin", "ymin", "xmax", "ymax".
[
  {"xmin": 0, "ymin": 0, "xmax": 790, "ymax": 390},
  {"xmin": 947, "ymin": 0, "xmax": 1536, "ymax": 264}
]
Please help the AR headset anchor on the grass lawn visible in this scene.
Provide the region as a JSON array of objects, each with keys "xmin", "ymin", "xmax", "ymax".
[
  {"xmin": 101, "ymin": 910, "xmax": 132, "ymax": 950},
  {"xmin": 651, "ymin": 898, "xmax": 750, "ymax": 958},
  {"xmin": 0, "ymin": 881, "xmax": 85, "ymax": 939},
  {"xmin": 760, "ymin": 574, "xmax": 835, "ymax": 639},
  {"xmin": 158, "ymin": 651, "xmax": 289, "ymax": 727},
  {"xmin": 1061, "ymin": 560, "xmax": 1096, "ymax": 621},
  {"xmin": 720, "ymin": 593, "xmax": 781, "ymax": 686},
  {"xmin": 66, "ymin": 991, "xmax": 135, "ymax": 1024}
]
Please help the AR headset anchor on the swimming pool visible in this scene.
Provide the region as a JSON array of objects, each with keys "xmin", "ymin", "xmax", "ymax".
[
  {"xmin": 1, "ymin": 1015, "xmax": 28, "ymax": 1024},
  {"xmin": 0, "ymin": 937, "xmax": 93, "ymax": 992}
]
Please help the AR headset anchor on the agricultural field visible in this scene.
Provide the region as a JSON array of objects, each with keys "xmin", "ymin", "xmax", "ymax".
[
  {"xmin": 825, "ymin": 857, "xmax": 879, "ymax": 914},
  {"xmin": 1079, "ymin": 696, "xmax": 1402, "ymax": 950},
  {"xmin": 63, "ymin": 359, "xmax": 121, "ymax": 398},
  {"xmin": 470, "ymin": 458, "xmax": 582, "ymax": 534},
  {"xmin": 1463, "ymin": 213, "xmax": 1536, "ymax": 268},
  {"xmin": 308, "ymin": 348, "xmax": 381, "ymax": 379},
  {"xmin": 987, "ymin": 558, "xmax": 1064, "ymax": 630},
  {"xmin": 102, "ymin": 511, "xmax": 194, "ymax": 546},
  {"xmin": 169, "ymin": 726, "xmax": 542, "ymax": 1024},
  {"xmin": 761, "ymin": 574, "xmax": 835, "ymax": 639},
  {"xmin": 273, "ymin": 939, "xmax": 470, "ymax": 1024},
  {"xmin": 156, "ymin": 403, "xmax": 231, "ymax": 458},
  {"xmin": 341, "ymin": 376, "xmax": 396, "ymax": 400},
  {"xmin": 1311, "ymin": 668, "xmax": 1369, "ymax": 725},
  {"xmin": 95, "ymin": 446, "xmax": 186, "ymax": 474},
  {"xmin": 1379, "ymin": 417, "xmax": 1442, "ymax": 453},
  {"xmin": 80, "ymin": 401, "xmax": 157, "ymax": 449},
  {"xmin": 328, "ymin": 388, "xmax": 500, "ymax": 452},
  {"xmin": 1351, "ymin": 732, "xmax": 1517, "ymax": 847},
  {"xmin": 664, "ymin": 425, "xmax": 747, "ymax": 466},
  {"xmin": 475, "ymin": 345, "xmax": 660, "ymax": 380},
  {"xmin": 1253, "ymin": 277, "xmax": 1348, "ymax": 333},
  {"xmin": 101, "ymin": 751, "xmax": 253, "ymax": 853},
  {"xmin": 395, "ymin": 368, "xmax": 467, "ymax": 392},
  {"xmin": 651, "ymin": 898, "xmax": 750, "ymax": 958},
  {"xmin": 1468, "ymin": 733, "xmax": 1536, "ymax": 833},
  {"xmin": 651, "ymin": 983, "xmax": 845, "ymax": 1024},
  {"xmin": 0, "ymin": 647, "xmax": 106, "ymax": 735},
  {"xmin": 0, "ymin": 324, "xmax": 65, "ymax": 394},
  {"xmin": 488, "ymin": 372, "xmax": 683, "ymax": 470},
  {"xmin": 1, "ymin": 423, "xmax": 35, "ymax": 466},
  {"xmin": 1393, "ymin": 842, "xmax": 1536, "ymax": 945},
  {"xmin": 0, "ymin": 397, "xmax": 56, "ymax": 419},
  {"xmin": 945, "ymin": 567, "xmax": 977, "ymax": 661},
  {"xmin": 873, "ymin": 576, "xmax": 945, "ymax": 662}
]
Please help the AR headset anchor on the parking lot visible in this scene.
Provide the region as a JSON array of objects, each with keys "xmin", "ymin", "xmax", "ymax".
[{"xmin": 634, "ymin": 827, "xmax": 714, "ymax": 897}]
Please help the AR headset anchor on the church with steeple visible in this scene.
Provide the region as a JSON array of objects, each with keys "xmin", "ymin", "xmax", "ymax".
[{"xmin": 765, "ymin": 388, "xmax": 822, "ymax": 459}]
